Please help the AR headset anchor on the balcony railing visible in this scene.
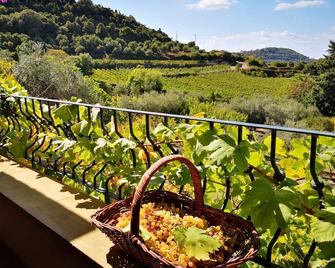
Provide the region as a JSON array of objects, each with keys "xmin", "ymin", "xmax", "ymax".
[{"xmin": 0, "ymin": 94, "xmax": 334, "ymax": 268}]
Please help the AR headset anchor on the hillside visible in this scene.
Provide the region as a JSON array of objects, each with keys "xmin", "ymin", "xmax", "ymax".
[
  {"xmin": 0, "ymin": 0, "xmax": 235, "ymax": 61},
  {"xmin": 241, "ymin": 47, "xmax": 310, "ymax": 62}
]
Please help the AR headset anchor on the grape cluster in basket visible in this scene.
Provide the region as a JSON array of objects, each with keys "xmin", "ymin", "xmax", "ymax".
[{"xmin": 116, "ymin": 202, "xmax": 234, "ymax": 268}]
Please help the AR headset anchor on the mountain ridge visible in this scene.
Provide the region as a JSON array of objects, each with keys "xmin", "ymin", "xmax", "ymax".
[{"xmin": 241, "ymin": 47, "xmax": 311, "ymax": 62}]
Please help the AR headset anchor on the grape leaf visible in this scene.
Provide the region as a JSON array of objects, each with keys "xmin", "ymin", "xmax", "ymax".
[
  {"xmin": 173, "ymin": 226, "xmax": 221, "ymax": 260},
  {"xmin": 91, "ymin": 107, "xmax": 100, "ymax": 122},
  {"xmin": 71, "ymin": 120, "xmax": 92, "ymax": 137},
  {"xmin": 112, "ymin": 138, "xmax": 137, "ymax": 150},
  {"xmin": 94, "ymin": 138, "xmax": 109, "ymax": 152},
  {"xmin": 121, "ymin": 224, "xmax": 151, "ymax": 241},
  {"xmin": 53, "ymin": 105, "xmax": 77, "ymax": 124},
  {"xmin": 173, "ymin": 227, "xmax": 187, "ymax": 247},
  {"xmin": 153, "ymin": 123, "xmax": 174, "ymax": 141},
  {"xmin": 318, "ymin": 241, "xmax": 335, "ymax": 259},
  {"xmin": 205, "ymin": 139, "xmax": 236, "ymax": 165},
  {"xmin": 53, "ymin": 139, "xmax": 76, "ymax": 152},
  {"xmin": 240, "ymin": 179, "xmax": 299, "ymax": 230},
  {"xmin": 264, "ymin": 136, "xmax": 286, "ymax": 156},
  {"xmin": 311, "ymin": 207, "xmax": 335, "ymax": 243},
  {"xmin": 234, "ymin": 147, "xmax": 248, "ymax": 172},
  {"xmin": 289, "ymin": 138, "xmax": 310, "ymax": 159}
]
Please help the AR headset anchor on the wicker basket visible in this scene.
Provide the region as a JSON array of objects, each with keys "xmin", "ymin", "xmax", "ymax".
[{"xmin": 91, "ymin": 155, "xmax": 260, "ymax": 267}]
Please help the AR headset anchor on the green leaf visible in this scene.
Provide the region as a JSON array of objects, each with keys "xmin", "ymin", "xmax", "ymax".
[
  {"xmin": 311, "ymin": 207, "xmax": 335, "ymax": 243},
  {"xmin": 173, "ymin": 227, "xmax": 187, "ymax": 247},
  {"xmin": 91, "ymin": 107, "xmax": 100, "ymax": 122},
  {"xmin": 173, "ymin": 227, "xmax": 221, "ymax": 260},
  {"xmin": 53, "ymin": 105, "xmax": 77, "ymax": 124},
  {"xmin": 53, "ymin": 139, "xmax": 76, "ymax": 152},
  {"xmin": 318, "ymin": 241, "xmax": 335, "ymax": 259},
  {"xmin": 94, "ymin": 138, "xmax": 109, "ymax": 152},
  {"xmin": 220, "ymin": 134, "xmax": 236, "ymax": 147},
  {"xmin": 192, "ymin": 141, "xmax": 207, "ymax": 164},
  {"xmin": 112, "ymin": 138, "xmax": 137, "ymax": 150},
  {"xmin": 153, "ymin": 123, "xmax": 174, "ymax": 141},
  {"xmin": 289, "ymin": 138, "xmax": 310, "ymax": 159},
  {"xmin": 205, "ymin": 139, "xmax": 236, "ymax": 165},
  {"xmin": 234, "ymin": 147, "xmax": 248, "ymax": 172},
  {"xmin": 175, "ymin": 165, "xmax": 192, "ymax": 185},
  {"xmin": 240, "ymin": 179, "xmax": 298, "ymax": 230},
  {"xmin": 139, "ymin": 226, "xmax": 152, "ymax": 241},
  {"xmin": 121, "ymin": 224, "xmax": 151, "ymax": 241},
  {"xmin": 264, "ymin": 136, "xmax": 286, "ymax": 156},
  {"xmin": 70, "ymin": 120, "xmax": 92, "ymax": 137}
]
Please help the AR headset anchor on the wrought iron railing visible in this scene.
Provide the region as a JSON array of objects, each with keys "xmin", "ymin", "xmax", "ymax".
[{"xmin": 0, "ymin": 94, "xmax": 334, "ymax": 267}]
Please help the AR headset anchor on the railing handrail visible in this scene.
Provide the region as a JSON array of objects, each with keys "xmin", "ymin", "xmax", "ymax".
[{"xmin": 2, "ymin": 93, "xmax": 335, "ymax": 138}]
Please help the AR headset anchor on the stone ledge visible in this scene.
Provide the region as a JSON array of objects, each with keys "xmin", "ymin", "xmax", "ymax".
[{"xmin": 0, "ymin": 156, "xmax": 138, "ymax": 268}]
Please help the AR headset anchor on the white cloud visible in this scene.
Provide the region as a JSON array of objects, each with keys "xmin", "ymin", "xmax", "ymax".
[
  {"xmin": 274, "ymin": 0, "xmax": 326, "ymax": 11},
  {"xmin": 186, "ymin": 0, "xmax": 236, "ymax": 10},
  {"xmin": 201, "ymin": 30, "xmax": 335, "ymax": 58},
  {"xmin": 331, "ymin": 25, "xmax": 335, "ymax": 31}
]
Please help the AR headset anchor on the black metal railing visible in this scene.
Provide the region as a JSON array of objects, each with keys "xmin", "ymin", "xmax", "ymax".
[{"xmin": 0, "ymin": 94, "xmax": 334, "ymax": 268}]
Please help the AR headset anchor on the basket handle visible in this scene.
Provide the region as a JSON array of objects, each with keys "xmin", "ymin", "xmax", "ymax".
[{"xmin": 130, "ymin": 155, "xmax": 204, "ymax": 237}]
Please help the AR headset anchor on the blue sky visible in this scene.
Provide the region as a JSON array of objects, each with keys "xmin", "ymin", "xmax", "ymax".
[{"xmin": 94, "ymin": 0, "xmax": 335, "ymax": 58}]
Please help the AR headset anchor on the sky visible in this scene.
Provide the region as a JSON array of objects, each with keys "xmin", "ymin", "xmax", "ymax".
[{"xmin": 93, "ymin": 0, "xmax": 335, "ymax": 59}]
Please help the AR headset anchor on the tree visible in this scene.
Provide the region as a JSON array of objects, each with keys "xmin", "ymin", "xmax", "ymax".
[
  {"xmin": 12, "ymin": 42, "xmax": 103, "ymax": 103},
  {"xmin": 76, "ymin": 0, "xmax": 94, "ymax": 13},
  {"xmin": 289, "ymin": 75, "xmax": 317, "ymax": 107},
  {"xmin": 73, "ymin": 53, "xmax": 93, "ymax": 75},
  {"xmin": 96, "ymin": 23, "xmax": 107, "ymax": 38},
  {"xmin": 128, "ymin": 41, "xmax": 138, "ymax": 50},
  {"xmin": 83, "ymin": 20, "xmax": 95, "ymax": 34},
  {"xmin": 119, "ymin": 26, "xmax": 137, "ymax": 42},
  {"xmin": 126, "ymin": 67, "xmax": 163, "ymax": 95},
  {"xmin": 9, "ymin": 9, "xmax": 58, "ymax": 42},
  {"xmin": 314, "ymin": 71, "xmax": 335, "ymax": 116},
  {"xmin": 328, "ymin": 40, "xmax": 335, "ymax": 57},
  {"xmin": 0, "ymin": 32, "xmax": 30, "ymax": 51},
  {"xmin": 248, "ymin": 57, "xmax": 265, "ymax": 67},
  {"xmin": 0, "ymin": 0, "xmax": 214, "ymax": 59},
  {"xmin": 74, "ymin": 35, "xmax": 104, "ymax": 57},
  {"xmin": 105, "ymin": 38, "xmax": 121, "ymax": 55}
]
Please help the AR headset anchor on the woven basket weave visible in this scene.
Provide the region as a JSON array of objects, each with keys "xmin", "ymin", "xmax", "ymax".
[{"xmin": 91, "ymin": 155, "xmax": 260, "ymax": 267}]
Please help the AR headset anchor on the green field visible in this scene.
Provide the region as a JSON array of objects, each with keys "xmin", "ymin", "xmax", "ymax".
[{"xmin": 92, "ymin": 65, "xmax": 293, "ymax": 100}]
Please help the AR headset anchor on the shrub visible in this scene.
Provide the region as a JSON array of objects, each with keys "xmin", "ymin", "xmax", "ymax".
[
  {"xmin": 294, "ymin": 62, "xmax": 305, "ymax": 71},
  {"xmin": 314, "ymin": 70, "xmax": 335, "ymax": 116},
  {"xmin": 114, "ymin": 84, "xmax": 128, "ymax": 95},
  {"xmin": 0, "ymin": 60, "xmax": 13, "ymax": 76},
  {"xmin": 0, "ymin": 49, "xmax": 14, "ymax": 61},
  {"xmin": 228, "ymin": 97, "xmax": 266, "ymax": 124},
  {"xmin": 16, "ymin": 41, "xmax": 46, "ymax": 57},
  {"xmin": 303, "ymin": 116, "xmax": 334, "ymax": 131},
  {"xmin": 126, "ymin": 67, "xmax": 163, "ymax": 95},
  {"xmin": 12, "ymin": 42, "xmax": 110, "ymax": 104},
  {"xmin": 46, "ymin": 49, "xmax": 69, "ymax": 59},
  {"xmin": 187, "ymin": 99, "xmax": 247, "ymax": 121},
  {"xmin": 289, "ymin": 75, "xmax": 317, "ymax": 106},
  {"xmin": 247, "ymin": 57, "xmax": 264, "ymax": 67},
  {"xmin": 228, "ymin": 96, "xmax": 320, "ymax": 126},
  {"xmin": 72, "ymin": 53, "xmax": 94, "ymax": 75},
  {"xmin": 270, "ymin": 61, "xmax": 287, "ymax": 68},
  {"xmin": 119, "ymin": 91, "xmax": 187, "ymax": 114}
]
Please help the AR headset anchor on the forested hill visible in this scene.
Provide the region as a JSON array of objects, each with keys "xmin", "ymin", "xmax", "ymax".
[
  {"xmin": 0, "ymin": 0, "xmax": 231, "ymax": 60},
  {"xmin": 241, "ymin": 47, "xmax": 311, "ymax": 62}
]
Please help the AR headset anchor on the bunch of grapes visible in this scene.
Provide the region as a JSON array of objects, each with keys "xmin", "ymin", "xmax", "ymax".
[{"xmin": 116, "ymin": 202, "xmax": 230, "ymax": 268}]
